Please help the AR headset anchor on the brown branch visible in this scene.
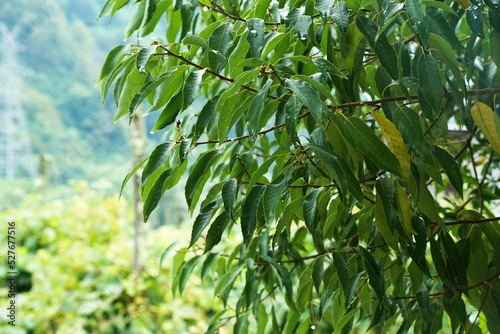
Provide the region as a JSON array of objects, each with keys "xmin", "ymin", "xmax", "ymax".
[{"xmin": 236, "ymin": 155, "xmax": 251, "ymax": 179}]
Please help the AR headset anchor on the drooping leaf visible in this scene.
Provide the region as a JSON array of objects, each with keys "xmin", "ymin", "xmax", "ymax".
[
  {"xmin": 417, "ymin": 54, "xmax": 443, "ymax": 117},
  {"xmin": 432, "ymin": 145, "xmax": 463, "ymax": 197},
  {"xmin": 286, "ymin": 79, "xmax": 325, "ymax": 124},
  {"xmin": 372, "ymin": 111, "xmax": 411, "ymax": 180},
  {"xmin": 189, "ymin": 200, "xmax": 221, "ymax": 248},
  {"xmin": 333, "ymin": 114, "xmax": 402, "ymax": 176},
  {"xmin": 222, "ymin": 179, "xmax": 237, "ymax": 219},
  {"xmin": 247, "ymin": 18, "xmax": 265, "ymax": 58},
  {"xmin": 471, "ymin": 102, "xmax": 500, "ymax": 154},
  {"xmin": 241, "ymin": 185, "xmax": 266, "ymax": 244}
]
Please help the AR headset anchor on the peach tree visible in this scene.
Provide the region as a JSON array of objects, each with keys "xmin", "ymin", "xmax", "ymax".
[{"xmin": 98, "ymin": 0, "xmax": 500, "ymax": 332}]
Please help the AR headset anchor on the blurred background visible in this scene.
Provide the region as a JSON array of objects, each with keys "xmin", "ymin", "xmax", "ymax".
[{"xmin": 0, "ymin": 1, "xmax": 222, "ymax": 332}]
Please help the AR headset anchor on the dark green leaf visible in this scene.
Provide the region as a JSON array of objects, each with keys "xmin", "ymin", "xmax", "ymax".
[
  {"xmin": 189, "ymin": 200, "xmax": 221, "ymax": 248},
  {"xmin": 303, "ymin": 189, "xmax": 319, "ymax": 233},
  {"xmin": 205, "ymin": 212, "xmax": 229, "ymax": 253},
  {"xmin": 432, "ymin": 145, "xmax": 463, "ymax": 197},
  {"xmin": 222, "ymin": 179, "xmax": 237, "ymax": 219},
  {"xmin": 417, "ymin": 54, "xmax": 443, "ymax": 117},
  {"xmin": 141, "ymin": 142, "xmax": 174, "ymax": 187},
  {"xmin": 247, "ymin": 19, "xmax": 265, "ymax": 58},
  {"xmin": 248, "ymin": 79, "xmax": 273, "ymax": 140},
  {"xmin": 331, "ymin": 1, "xmax": 349, "ymax": 34},
  {"xmin": 241, "ymin": 185, "xmax": 266, "ymax": 244},
  {"xmin": 357, "ymin": 246, "xmax": 386, "ymax": 305},
  {"xmin": 285, "ymin": 95, "xmax": 302, "ymax": 141},
  {"xmin": 185, "ymin": 149, "xmax": 223, "ymax": 210},
  {"xmin": 286, "ymin": 79, "xmax": 325, "ymax": 124},
  {"xmin": 405, "ymin": 0, "xmax": 424, "ymax": 29},
  {"xmin": 332, "ymin": 114, "xmax": 402, "ymax": 176}
]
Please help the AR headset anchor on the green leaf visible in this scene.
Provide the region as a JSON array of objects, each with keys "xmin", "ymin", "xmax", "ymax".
[
  {"xmin": 290, "ymin": 74, "xmax": 336, "ymax": 102},
  {"xmin": 263, "ymin": 174, "xmax": 288, "ymax": 218},
  {"xmin": 294, "ymin": 15, "xmax": 312, "ymax": 43},
  {"xmin": 222, "ymin": 179, "xmax": 237, "ymax": 219},
  {"xmin": 119, "ymin": 156, "xmax": 149, "ymax": 198},
  {"xmin": 247, "ymin": 18, "xmax": 265, "ymax": 58},
  {"xmin": 307, "ymin": 143, "xmax": 364, "ymax": 203},
  {"xmin": 471, "ymin": 102, "xmax": 500, "ymax": 154},
  {"xmin": 375, "ymin": 180, "xmax": 400, "ymax": 254},
  {"xmin": 136, "ymin": 45, "xmax": 158, "ymax": 73},
  {"xmin": 303, "ymin": 189, "xmax": 319, "ymax": 233},
  {"xmin": 393, "ymin": 106, "xmax": 433, "ymax": 165},
  {"xmin": 248, "ymin": 79, "xmax": 273, "ymax": 140},
  {"xmin": 312, "ymin": 256, "xmax": 325, "ymax": 294},
  {"xmin": 183, "ymin": 35, "xmax": 212, "ymax": 50},
  {"xmin": 333, "ymin": 114, "xmax": 402, "ymax": 176},
  {"xmin": 376, "ymin": 179, "xmax": 398, "ymax": 232},
  {"xmin": 312, "ymin": 58, "xmax": 347, "ymax": 79},
  {"xmin": 374, "ymin": 34, "xmax": 398, "ymax": 80},
  {"xmin": 432, "ymin": 145, "xmax": 463, "ymax": 197},
  {"xmin": 285, "ymin": 96, "xmax": 302, "ymax": 141},
  {"xmin": 315, "ymin": 0, "xmax": 333, "ymax": 21},
  {"xmin": 185, "ymin": 149, "xmax": 223, "ymax": 211},
  {"xmin": 151, "ymin": 91, "xmax": 184, "ymax": 131},
  {"xmin": 178, "ymin": 255, "xmax": 202, "ymax": 295},
  {"xmin": 332, "ymin": 252, "xmax": 350, "ymax": 302},
  {"xmin": 189, "ymin": 200, "xmax": 221, "ymax": 248},
  {"xmin": 466, "ymin": 3, "xmax": 484, "ymax": 37},
  {"xmin": 195, "ymin": 95, "xmax": 220, "ymax": 139},
  {"xmin": 331, "ymin": 1, "xmax": 349, "ymax": 34},
  {"xmin": 355, "ymin": 15, "xmax": 378, "ymax": 48},
  {"xmin": 208, "ymin": 22, "xmax": 233, "ymax": 57},
  {"xmin": 124, "ymin": 0, "xmax": 147, "ymax": 39},
  {"xmin": 159, "ymin": 241, "xmax": 179, "ymax": 271},
  {"xmin": 201, "ymin": 252, "xmax": 220, "ymax": 281},
  {"xmin": 146, "ymin": 65, "xmax": 189, "ymax": 114},
  {"xmin": 241, "ymin": 185, "xmax": 266, "ymax": 244},
  {"xmin": 205, "ymin": 213, "xmax": 229, "ymax": 253},
  {"xmin": 357, "ymin": 246, "xmax": 386, "ymax": 304},
  {"xmin": 143, "ymin": 167, "xmax": 173, "ymax": 222},
  {"xmin": 286, "ymin": 79, "xmax": 325, "ymax": 124},
  {"xmin": 417, "ymin": 54, "xmax": 443, "ymax": 117},
  {"xmin": 152, "ymin": 69, "xmax": 205, "ymax": 131},
  {"xmin": 141, "ymin": 142, "xmax": 174, "ymax": 188},
  {"xmin": 99, "ymin": 44, "xmax": 127, "ymax": 82},
  {"xmin": 405, "ymin": 0, "xmax": 424, "ymax": 29},
  {"xmin": 182, "ymin": 69, "xmax": 205, "ymax": 109},
  {"xmin": 114, "ymin": 69, "xmax": 147, "ymax": 122}
]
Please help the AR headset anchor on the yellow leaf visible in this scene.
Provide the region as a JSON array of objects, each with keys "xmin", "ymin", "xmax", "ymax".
[
  {"xmin": 372, "ymin": 111, "xmax": 411, "ymax": 180},
  {"xmin": 396, "ymin": 183, "xmax": 417, "ymax": 235},
  {"xmin": 455, "ymin": 0, "xmax": 469, "ymax": 9},
  {"xmin": 471, "ymin": 102, "xmax": 500, "ymax": 154}
]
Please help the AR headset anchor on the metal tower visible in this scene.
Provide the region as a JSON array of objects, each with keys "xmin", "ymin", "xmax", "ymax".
[{"xmin": 0, "ymin": 24, "xmax": 37, "ymax": 180}]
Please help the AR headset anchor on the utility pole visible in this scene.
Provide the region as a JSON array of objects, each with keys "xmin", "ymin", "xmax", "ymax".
[{"xmin": 0, "ymin": 24, "xmax": 37, "ymax": 180}]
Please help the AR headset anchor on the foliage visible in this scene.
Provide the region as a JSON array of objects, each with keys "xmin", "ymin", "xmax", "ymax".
[
  {"xmin": 0, "ymin": 184, "xmax": 222, "ymax": 333},
  {"xmin": 100, "ymin": 0, "xmax": 500, "ymax": 332}
]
